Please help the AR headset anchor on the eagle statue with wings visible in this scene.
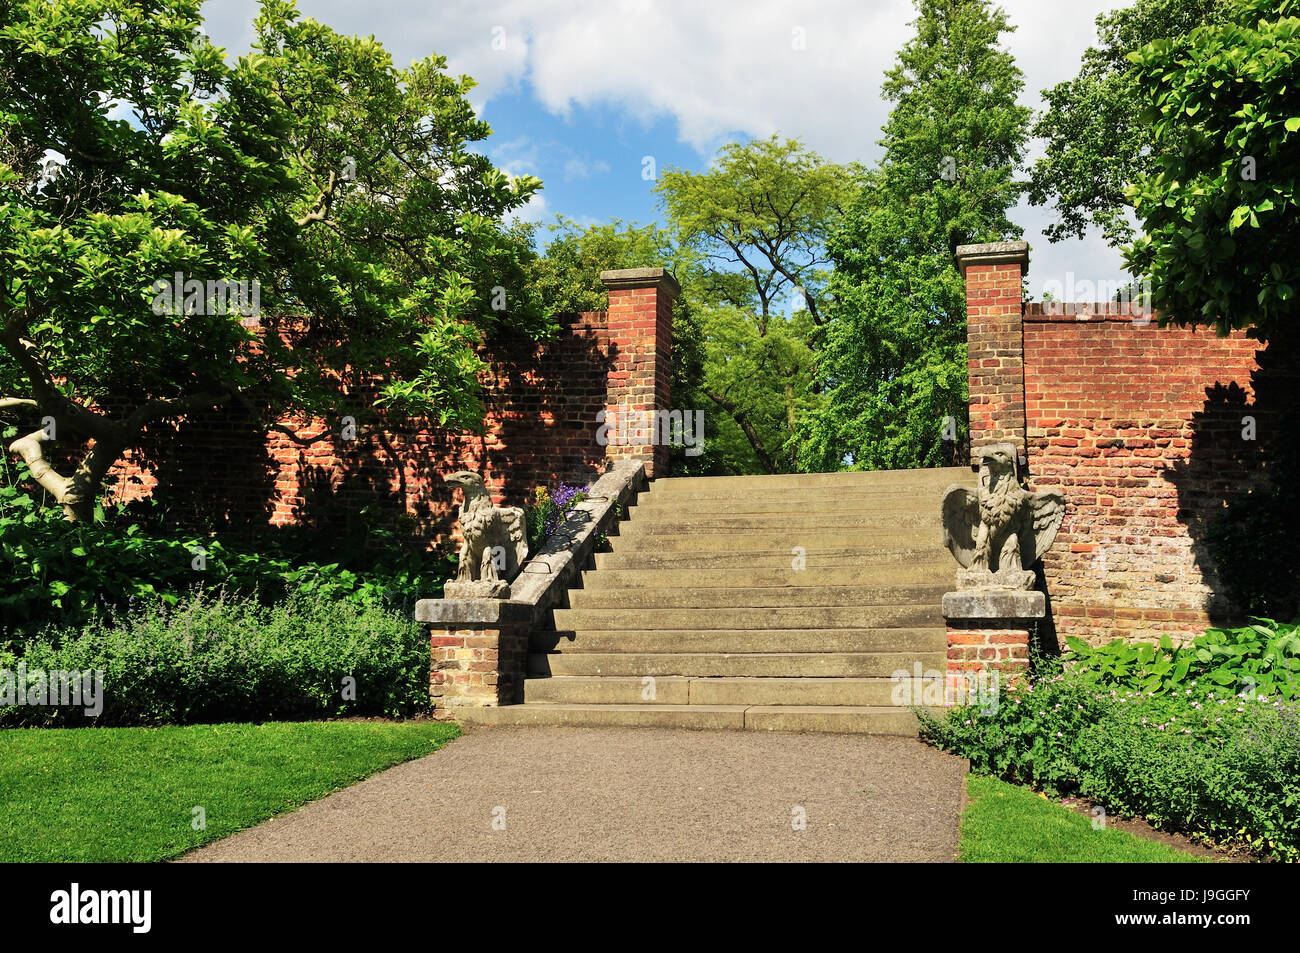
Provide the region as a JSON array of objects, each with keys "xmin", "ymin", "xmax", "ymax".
[{"xmin": 941, "ymin": 443, "xmax": 1065, "ymax": 590}]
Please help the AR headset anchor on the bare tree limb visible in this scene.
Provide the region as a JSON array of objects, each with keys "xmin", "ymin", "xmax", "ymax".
[
  {"xmin": 8, "ymin": 428, "xmax": 72, "ymax": 501},
  {"xmin": 123, "ymin": 390, "xmax": 232, "ymax": 432},
  {"xmin": 296, "ymin": 170, "xmax": 338, "ymax": 228},
  {"xmin": 705, "ymin": 388, "xmax": 777, "ymax": 473}
]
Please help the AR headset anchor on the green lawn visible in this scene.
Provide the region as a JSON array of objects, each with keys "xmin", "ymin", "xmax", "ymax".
[
  {"xmin": 959, "ymin": 775, "xmax": 1206, "ymax": 863},
  {"xmin": 0, "ymin": 720, "xmax": 460, "ymax": 862}
]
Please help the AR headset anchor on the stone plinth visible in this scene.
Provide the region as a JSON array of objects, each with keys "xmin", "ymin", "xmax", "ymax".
[
  {"xmin": 942, "ymin": 589, "xmax": 1045, "ymax": 690},
  {"xmin": 418, "ymin": 599, "xmax": 533, "ymax": 717}
]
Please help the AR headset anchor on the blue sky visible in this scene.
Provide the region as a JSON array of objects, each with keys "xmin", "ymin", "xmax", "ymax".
[{"xmin": 200, "ymin": 0, "xmax": 1133, "ymax": 296}]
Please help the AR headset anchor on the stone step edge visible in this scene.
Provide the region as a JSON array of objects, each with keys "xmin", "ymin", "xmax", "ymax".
[{"xmin": 452, "ymin": 703, "xmax": 942, "ymax": 733}]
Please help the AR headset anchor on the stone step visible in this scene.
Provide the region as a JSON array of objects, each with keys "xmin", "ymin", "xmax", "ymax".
[
  {"xmin": 580, "ymin": 566, "xmax": 954, "ymax": 589},
  {"xmin": 607, "ymin": 530, "xmax": 940, "ymax": 552},
  {"xmin": 626, "ymin": 494, "xmax": 956, "ymax": 518},
  {"xmin": 565, "ymin": 584, "xmax": 947, "ymax": 609},
  {"xmin": 552, "ymin": 605, "xmax": 943, "ymax": 630},
  {"xmin": 453, "ymin": 703, "xmax": 925, "ymax": 735},
  {"xmin": 649, "ymin": 468, "xmax": 971, "ymax": 493},
  {"xmin": 528, "ymin": 651, "xmax": 945, "ymax": 678},
  {"xmin": 594, "ymin": 547, "xmax": 948, "ymax": 570},
  {"xmin": 524, "ymin": 675, "xmax": 929, "ymax": 707},
  {"xmin": 534, "ymin": 627, "xmax": 947, "ymax": 654},
  {"xmin": 616, "ymin": 513, "xmax": 941, "ymax": 535}
]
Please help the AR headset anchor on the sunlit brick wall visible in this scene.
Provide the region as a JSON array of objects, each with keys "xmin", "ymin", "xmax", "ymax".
[
  {"xmin": 91, "ymin": 268, "xmax": 678, "ymax": 548},
  {"xmin": 959, "ymin": 244, "xmax": 1268, "ymax": 647}
]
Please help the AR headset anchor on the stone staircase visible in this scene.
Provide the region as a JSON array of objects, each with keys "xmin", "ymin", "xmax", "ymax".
[{"xmin": 456, "ymin": 467, "xmax": 974, "ymax": 734}]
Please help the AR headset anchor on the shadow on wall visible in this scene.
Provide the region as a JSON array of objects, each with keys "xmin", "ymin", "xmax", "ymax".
[
  {"xmin": 457, "ymin": 316, "xmax": 615, "ymax": 508},
  {"xmin": 1167, "ymin": 333, "xmax": 1300, "ymax": 624},
  {"xmin": 125, "ymin": 402, "xmax": 278, "ymax": 533},
  {"xmin": 99, "ymin": 312, "xmax": 618, "ymax": 559}
]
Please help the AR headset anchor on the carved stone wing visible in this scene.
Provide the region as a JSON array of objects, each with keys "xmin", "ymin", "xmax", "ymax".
[
  {"xmin": 504, "ymin": 506, "xmax": 529, "ymax": 570},
  {"xmin": 941, "ymin": 485, "xmax": 979, "ymax": 569},
  {"xmin": 1026, "ymin": 488, "xmax": 1065, "ymax": 565}
]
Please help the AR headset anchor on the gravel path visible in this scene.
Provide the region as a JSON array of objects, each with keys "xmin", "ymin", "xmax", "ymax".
[{"xmin": 181, "ymin": 726, "xmax": 967, "ymax": 862}]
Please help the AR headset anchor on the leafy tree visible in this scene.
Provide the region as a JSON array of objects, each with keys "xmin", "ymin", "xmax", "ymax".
[
  {"xmin": 1028, "ymin": 0, "xmax": 1227, "ymax": 247},
  {"xmin": 1124, "ymin": 0, "xmax": 1300, "ymax": 338},
  {"xmin": 656, "ymin": 135, "xmax": 855, "ymax": 472},
  {"xmin": 525, "ymin": 217, "xmax": 720, "ymax": 472},
  {"xmin": 0, "ymin": 0, "xmax": 546, "ymax": 521},
  {"xmin": 529, "ymin": 217, "xmax": 681, "ymax": 313},
  {"xmin": 798, "ymin": 0, "xmax": 1030, "ymax": 471}
]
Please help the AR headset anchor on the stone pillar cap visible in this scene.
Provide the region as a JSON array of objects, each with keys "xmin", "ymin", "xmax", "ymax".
[
  {"xmin": 954, "ymin": 241, "xmax": 1030, "ymax": 278},
  {"xmin": 943, "ymin": 589, "xmax": 1046, "ymax": 620},
  {"xmin": 599, "ymin": 267, "xmax": 681, "ymax": 297}
]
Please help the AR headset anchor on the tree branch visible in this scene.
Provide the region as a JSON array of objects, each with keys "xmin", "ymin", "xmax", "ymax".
[
  {"xmin": 705, "ymin": 388, "xmax": 777, "ymax": 473},
  {"xmin": 296, "ymin": 170, "xmax": 339, "ymax": 228},
  {"xmin": 8, "ymin": 429, "xmax": 72, "ymax": 501}
]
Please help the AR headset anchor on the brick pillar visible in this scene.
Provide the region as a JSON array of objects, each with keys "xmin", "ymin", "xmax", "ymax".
[
  {"xmin": 599, "ymin": 267, "xmax": 679, "ymax": 478},
  {"xmin": 942, "ymin": 590, "xmax": 1044, "ymax": 700},
  {"xmin": 416, "ymin": 600, "xmax": 532, "ymax": 718},
  {"xmin": 428, "ymin": 624, "xmax": 529, "ymax": 716},
  {"xmin": 945, "ymin": 624, "xmax": 1031, "ymax": 683},
  {"xmin": 956, "ymin": 241, "xmax": 1029, "ymax": 467}
]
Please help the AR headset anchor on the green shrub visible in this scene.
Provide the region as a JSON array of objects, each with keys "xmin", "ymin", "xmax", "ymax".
[
  {"xmin": 0, "ymin": 441, "xmax": 457, "ymax": 638},
  {"xmin": 920, "ymin": 650, "xmax": 1300, "ymax": 860},
  {"xmin": 0, "ymin": 590, "xmax": 431, "ymax": 726},
  {"xmin": 1066, "ymin": 620, "xmax": 1300, "ymax": 702}
]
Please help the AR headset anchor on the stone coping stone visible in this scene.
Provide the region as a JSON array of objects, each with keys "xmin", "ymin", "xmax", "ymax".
[
  {"xmin": 415, "ymin": 459, "xmax": 646, "ymax": 628},
  {"xmin": 599, "ymin": 267, "xmax": 681, "ymax": 296},
  {"xmin": 954, "ymin": 240, "xmax": 1029, "ymax": 277},
  {"xmin": 942, "ymin": 589, "xmax": 1046, "ymax": 620}
]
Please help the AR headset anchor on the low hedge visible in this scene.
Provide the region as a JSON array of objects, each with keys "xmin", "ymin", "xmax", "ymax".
[
  {"xmin": 0, "ymin": 591, "xmax": 431, "ymax": 726},
  {"xmin": 920, "ymin": 656, "xmax": 1300, "ymax": 860}
]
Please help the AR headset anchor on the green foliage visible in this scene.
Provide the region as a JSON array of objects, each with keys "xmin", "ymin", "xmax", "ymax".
[
  {"xmin": 525, "ymin": 218, "xmax": 722, "ymax": 474},
  {"xmin": 0, "ymin": 0, "xmax": 549, "ymax": 518},
  {"xmin": 528, "ymin": 136, "xmax": 855, "ymax": 476},
  {"xmin": 656, "ymin": 135, "xmax": 852, "ymax": 473},
  {"xmin": 0, "ymin": 431, "xmax": 457, "ymax": 637},
  {"xmin": 1028, "ymin": 0, "xmax": 1227, "ymax": 246},
  {"xmin": 528, "ymin": 217, "xmax": 681, "ymax": 315},
  {"xmin": 0, "ymin": 589, "xmax": 432, "ymax": 725},
  {"xmin": 922, "ymin": 629, "xmax": 1300, "ymax": 860},
  {"xmin": 1124, "ymin": 0, "xmax": 1300, "ymax": 338},
  {"xmin": 798, "ymin": 0, "xmax": 1030, "ymax": 471},
  {"xmin": 1065, "ymin": 621, "xmax": 1300, "ymax": 701},
  {"xmin": 525, "ymin": 482, "xmax": 588, "ymax": 554}
]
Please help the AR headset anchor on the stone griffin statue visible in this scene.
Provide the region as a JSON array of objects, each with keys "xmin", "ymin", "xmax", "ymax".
[
  {"xmin": 941, "ymin": 443, "xmax": 1065, "ymax": 590},
  {"xmin": 443, "ymin": 471, "xmax": 528, "ymax": 598}
]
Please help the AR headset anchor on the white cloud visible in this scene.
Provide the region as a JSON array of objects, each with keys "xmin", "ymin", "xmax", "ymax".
[
  {"xmin": 489, "ymin": 135, "xmax": 540, "ymax": 178},
  {"xmin": 199, "ymin": 0, "xmax": 1132, "ymax": 287},
  {"xmin": 563, "ymin": 156, "xmax": 611, "ymax": 181},
  {"xmin": 505, "ymin": 191, "xmax": 549, "ymax": 225}
]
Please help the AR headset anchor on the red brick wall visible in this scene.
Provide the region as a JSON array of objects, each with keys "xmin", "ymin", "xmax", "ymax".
[
  {"xmin": 1023, "ymin": 306, "xmax": 1264, "ymax": 646},
  {"xmin": 959, "ymin": 246, "xmax": 1270, "ymax": 647},
  {"xmin": 87, "ymin": 270, "xmax": 678, "ymax": 547},
  {"xmin": 601, "ymin": 268, "xmax": 677, "ymax": 478}
]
